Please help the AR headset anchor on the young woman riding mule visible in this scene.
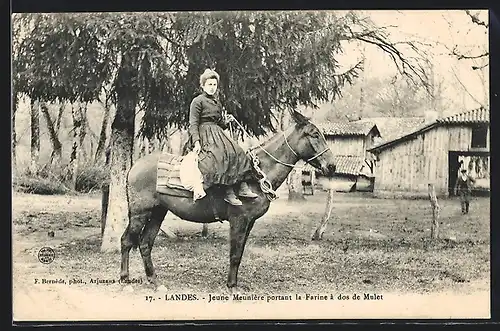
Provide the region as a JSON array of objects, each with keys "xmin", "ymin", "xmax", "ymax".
[
  {"xmin": 183, "ymin": 69, "xmax": 258, "ymax": 206},
  {"xmin": 119, "ymin": 79, "xmax": 338, "ymax": 292}
]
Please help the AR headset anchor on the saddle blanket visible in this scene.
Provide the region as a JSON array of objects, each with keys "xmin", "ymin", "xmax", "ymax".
[{"xmin": 156, "ymin": 153, "xmax": 204, "ymax": 198}]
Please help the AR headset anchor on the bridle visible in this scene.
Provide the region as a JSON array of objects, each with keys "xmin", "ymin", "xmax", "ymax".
[
  {"xmin": 231, "ymin": 117, "xmax": 330, "ymax": 201},
  {"xmin": 230, "ymin": 115, "xmax": 330, "ymax": 168},
  {"xmin": 253, "ymin": 128, "xmax": 330, "ymax": 168}
]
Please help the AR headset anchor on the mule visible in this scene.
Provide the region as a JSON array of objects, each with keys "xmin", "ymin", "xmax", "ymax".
[{"xmin": 119, "ymin": 110, "xmax": 337, "ymax": 291}]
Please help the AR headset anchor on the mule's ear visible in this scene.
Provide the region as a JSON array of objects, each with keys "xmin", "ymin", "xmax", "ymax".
[{"xmin": 291, "ymin": 110, "xmax": 310, "ymax": 127}]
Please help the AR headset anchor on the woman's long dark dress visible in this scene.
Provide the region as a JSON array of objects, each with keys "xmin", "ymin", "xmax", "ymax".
[{"xmin": 184, "ymin": 92, "xmax": 254, "ymax": 191}]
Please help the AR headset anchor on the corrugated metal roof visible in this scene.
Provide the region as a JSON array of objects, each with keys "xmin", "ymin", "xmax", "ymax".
[
  {"xmin": 316, "ymin": 121, "xmax": 379, "ymax": 136},
  {"xmin": 437, "ymin": 107, "xmax": 489, "ymax": 124}
]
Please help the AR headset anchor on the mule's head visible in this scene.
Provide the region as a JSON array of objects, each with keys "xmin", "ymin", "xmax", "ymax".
[{"xmin": 289, "ymin": 110, "xmax": 336, "ymax": 176}]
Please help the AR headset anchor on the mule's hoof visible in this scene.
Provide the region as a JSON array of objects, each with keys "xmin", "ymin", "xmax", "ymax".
[
  {"xmin": 122, "ymin": 285, "xmax": 134, "ymax": 293},
  {"xmin": 156, "ymin": 285, "xmax": 168, "ymax": 293}
]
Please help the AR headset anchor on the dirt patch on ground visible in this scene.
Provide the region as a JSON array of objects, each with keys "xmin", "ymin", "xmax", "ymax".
[{"xmin": 12, "ymin": 191, "xmax": 490, "ymax": 321}]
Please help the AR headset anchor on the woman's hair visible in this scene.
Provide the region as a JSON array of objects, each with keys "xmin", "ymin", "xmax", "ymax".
[{"xmin": 199, "ymin": 69, "xmax": 220, "ymax": 86}]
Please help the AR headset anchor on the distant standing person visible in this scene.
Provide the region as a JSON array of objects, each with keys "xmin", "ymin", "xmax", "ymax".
[{"xmin": 454, "ymin": 168, "xmax": 476, "ymax": 214}]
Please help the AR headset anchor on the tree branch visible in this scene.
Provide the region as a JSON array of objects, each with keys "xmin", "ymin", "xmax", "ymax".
[
  {"xmin": 450, "ymin": 66, "xmax": 485, "ymax": 107},
  {"xmin": 465, "ymin": 10, "xmax": 488, "ymax": 28},
  {"xmin": 472, "ymin": 63, "xmax": 489, "ymax": 70},
  {"xmin": 355, "ymin": 35, "xmax": 430, "ymax": 92},
  {"xmin": 451, "ymin": 48, "xmax": 489, "ymax": 60}
]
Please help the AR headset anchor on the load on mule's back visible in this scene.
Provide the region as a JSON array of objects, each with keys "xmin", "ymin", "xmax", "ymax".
[{"xmin": 120, "ymin": 68, "xmax": 338, "ymax": 291}]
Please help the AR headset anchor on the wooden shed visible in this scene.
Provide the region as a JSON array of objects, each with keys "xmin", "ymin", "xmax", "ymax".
[
  {"xmin": 317, "ymin": 121, "xmax": 381, "ymax": 159},
  {"xmin": 301, "ymin": 121, "xmax": 380, "ymax": 192},
  {"xmin": 367, "ymin": 107, "xmax": 490, "ymax": 197}
]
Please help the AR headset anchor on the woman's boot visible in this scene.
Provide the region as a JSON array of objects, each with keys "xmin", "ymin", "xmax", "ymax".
[
  {"xmin": 224, "ymin": 186, "xmax": 243, "ymax": 206},
  {"xmin": 238, "ymin": 182, "xmax": 258, "ymax": 198}
]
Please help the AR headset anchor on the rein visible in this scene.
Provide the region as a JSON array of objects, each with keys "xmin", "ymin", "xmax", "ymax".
[
  {"xmin": 228, "ymin": 116, "xmax": 328, "ymax": 201},
  {"xmin": 231, "ymin": 117, "xmax": 328, "ymax": 168}
]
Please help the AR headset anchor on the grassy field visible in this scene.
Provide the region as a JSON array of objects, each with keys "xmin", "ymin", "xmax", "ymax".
[{"xmin": 12, "ymin": 191, "xmax": 491, "ymax": 320}]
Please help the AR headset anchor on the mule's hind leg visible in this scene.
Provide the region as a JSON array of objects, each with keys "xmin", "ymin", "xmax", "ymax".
[
  {"xmin": 139, "ymin": 205, "xmax": 168, "ymax": 287},
  {"xmin": 120, "ymin": 210, "xmax": 150, "ymax": 281}
]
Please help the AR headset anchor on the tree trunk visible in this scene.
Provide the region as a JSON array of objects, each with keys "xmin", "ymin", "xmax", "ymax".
[
  {"xmin": 179, "ymin": 130, "xmax": 189, "ymax": 155},
  {"xmin": 12, "ymin": 92, "xmax": 18, "ymax": 175},
  {"xmin": 139, "ymin": 137, "xmax": 148, "ymax": 157},
  {"xmin": 160, "ymin": 138, "xmax": 167, "ymax": 153},
  {"xmin": 311, "ymin": 189, "xmax": 334, "ymax": 240},
  {"xmin": 55, "ymin": 102, "xmax": 65, "ymax": 132},
  {"xmin": 428, "ymin": 184, "xmax": 440, "ymax": 239},
  {"xmin": 69, "ymin": 104, "xmax": 83, "ymax": 190},
  {"xmin": 101, "ymin": 115, "xmax": 135, "ymax": 252},
  {"xmin": 101, "ymin": 181, "xmax": 110, "ymax": 237},
  {"xmin": 101, "ymin": 54, "xmax": 138, "ymax": 253},
  {"xmin": 40, "ymin": 102, "xmax": 63, "ymax": 164},
  {"xmin": 288, "ymin": 167, "xmax": 305, "ymax": 201},
  {"xmin": 29, "ymin": 99, "xmax": 40, "ymax": 175},
  {"xmin": 79, "ymin": 103, "xmax": 88, "ymax": 160},
  {"xmin": 101, "ymin": 146, "xmax": 111, "ymax": 237},
  {"xmin": 95, "ymin": 100, "xmax": 110, "ymax": 163}
]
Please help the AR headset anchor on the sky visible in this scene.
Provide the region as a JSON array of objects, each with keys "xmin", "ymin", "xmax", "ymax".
[
  {"xmin": 341, "ymin": 10, "xmax": 489, "ymax": 111},
  {"xmin": 13, "ymin": 10, "xmax": 489, "ymax": 117}
]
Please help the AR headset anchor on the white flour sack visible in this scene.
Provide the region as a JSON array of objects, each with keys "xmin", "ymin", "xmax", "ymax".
[{"xmin": 179, "ymin": 152, "xmax": 206, "ymax": 201}]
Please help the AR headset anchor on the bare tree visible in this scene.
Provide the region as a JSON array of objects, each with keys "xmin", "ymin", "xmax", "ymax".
[
  {"xmin": 450, "ymin": 10, "xmax": 489, "ymax": 71},
  {"xmin": 12, "ymin": 92, "xmax": 18, "ymax": 174},
  {"xmin": 40, "ymin": 102, "xmax": 63, "ymax": 165},
  {"xmin": 69, "ymin": 104, "xmax": 85, "ymax": 189},
  {"xmin": 29, "ymin": 100, "xmax": 40, "ymax": 175}
]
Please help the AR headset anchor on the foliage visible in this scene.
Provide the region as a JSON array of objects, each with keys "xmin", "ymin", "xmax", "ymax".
[
  {"xmin": 366, "ymin": 77, "xmax": 430, "ymax": 117},
  {"xmin": 74, "ymin": 163, "xmax": 110, "ymax": 193},
  {"xmin": 13, "ymin": 14, "xmax": 111, "ymax": 104},
  {"xmin": 14, "ymin": 175, "xmax": 69, "ymax": 195},
  {"xmin": 13, "ymin": 11, "xmax": 432, "ymax": 141},
  {"xmin": 13, "ymin": 161, "xmax": 109, "ymax": 195},
  {"xmin": 139, "ymin": 11, "xmax": 364, "ymax": 138}
]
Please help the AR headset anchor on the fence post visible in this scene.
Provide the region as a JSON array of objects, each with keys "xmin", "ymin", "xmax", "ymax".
[
  {"xmin": 428, "ymin": 183, "xmax": 440, "ymax": 239},
  {"xmin": 201, "ymin": 224, "xmax": 209, "ymax": 238},
  {"xmin": 311, "ymin": 188, "xmax": 334, "ymax": 240}
]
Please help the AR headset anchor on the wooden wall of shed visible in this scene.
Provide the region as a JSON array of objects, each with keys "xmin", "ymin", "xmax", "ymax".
[
  {"xmin": 363, "ymin": 132, "xmax": 379, "ymax": 157},
  {"xmin": 373, "ymin": 125, "xmax": 476, "ymax": 196},
  {"xmin": 326, "ymin": 136, "xmax": 365, "ymax": 157}
]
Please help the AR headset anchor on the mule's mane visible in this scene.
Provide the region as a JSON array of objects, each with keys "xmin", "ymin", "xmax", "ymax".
[{"xmin": 248, "ymin": 130, "xmax": 282, "ymax": 154}]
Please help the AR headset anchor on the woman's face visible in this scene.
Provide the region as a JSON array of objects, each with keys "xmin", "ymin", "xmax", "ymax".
[{"xmin": 202, "ymin": 78, "xmax": 218, "ymax": 96}]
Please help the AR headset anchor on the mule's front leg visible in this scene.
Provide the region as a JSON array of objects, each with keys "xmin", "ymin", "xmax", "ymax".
[{"xmin": 227, "ymin": 216, "xmax": 255, "ymax": 289}]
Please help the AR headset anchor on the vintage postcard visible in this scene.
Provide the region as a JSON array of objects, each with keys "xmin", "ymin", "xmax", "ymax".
[{"xmin": 12, "ymin": 9, "xmax": 490, "ymax": 322}]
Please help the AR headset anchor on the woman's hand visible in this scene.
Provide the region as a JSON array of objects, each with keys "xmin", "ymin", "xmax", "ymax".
[
  {"xmin": 225, "ymin": 114, "xmax": 236, "ymax": 123},
  {"xmin": 193, "ymin": 141, "xmax": 201, "ymax": 154}
]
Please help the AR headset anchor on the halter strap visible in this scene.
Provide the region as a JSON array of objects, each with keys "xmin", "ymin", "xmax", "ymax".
[
  {"xmin": 231, "ymin": 116, "xmax": 329, "ymax": 168},
  {"xmin": 281, "ymin": 131, "xmax": 330, "ymax": 164}
]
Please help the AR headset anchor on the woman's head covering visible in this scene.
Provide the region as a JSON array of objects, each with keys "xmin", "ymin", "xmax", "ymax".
[{"xmin": 200, "ymin": 69, "xmax": 220, "ymax": 87}]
